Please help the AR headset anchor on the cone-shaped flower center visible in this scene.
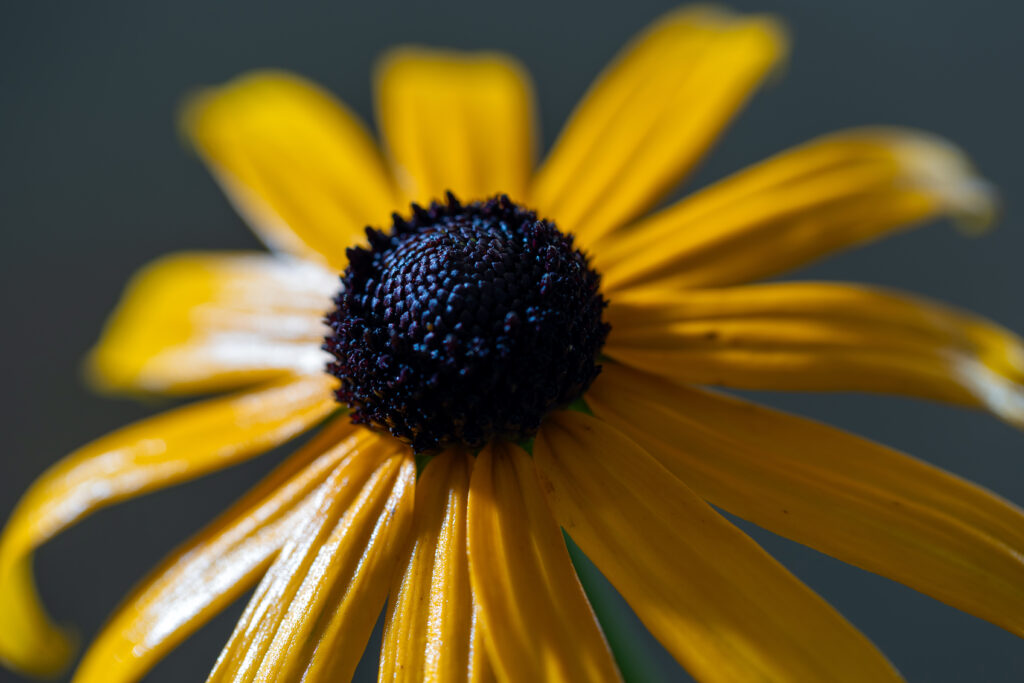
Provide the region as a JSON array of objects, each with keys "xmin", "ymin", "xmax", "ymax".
[{"xmin": 324, "ymin": 193, "xmax": 609, "ymax": 452}]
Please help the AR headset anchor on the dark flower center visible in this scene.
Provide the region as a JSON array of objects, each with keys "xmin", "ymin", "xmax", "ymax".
[{"xmin": 323, "ymin": 193, "xmax": 609, "ymax": 453}]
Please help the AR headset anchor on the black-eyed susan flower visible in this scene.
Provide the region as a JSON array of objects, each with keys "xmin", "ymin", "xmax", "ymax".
[{"xmin": 2, "ymin": 5, "xmax": 1023, "ymax": 682}]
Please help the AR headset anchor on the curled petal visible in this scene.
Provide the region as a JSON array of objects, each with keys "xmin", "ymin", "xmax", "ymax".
[
  {"xmin": 596, "ymin": 128, "xmax": 997, "ymax": 291},
  {"xmin": 73, "ymin": 419, "xmax": 371, "ymax": 683},
  {"xmin": 0, "ymin": 375, "xmax": 336, "ymax": 676},
  {"xmin": 604, "ymin": 282, "xmax": 1024, "ymax": 428}
]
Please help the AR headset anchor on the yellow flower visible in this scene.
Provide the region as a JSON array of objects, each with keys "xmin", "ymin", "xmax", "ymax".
[{"xmin": 2, "ymin": 5, "xmax": 1022, "ymax": 682}]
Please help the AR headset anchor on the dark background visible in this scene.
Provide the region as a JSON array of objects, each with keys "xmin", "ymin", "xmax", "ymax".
[{"xmin": 2, "ymin": 0, "xmax": 1022, "ymax": 680}]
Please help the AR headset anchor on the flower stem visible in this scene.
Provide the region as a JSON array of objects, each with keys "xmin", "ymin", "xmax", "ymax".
[{"xmin": 566, "ymin": 534, "xmax": 666, "ymax": 682}]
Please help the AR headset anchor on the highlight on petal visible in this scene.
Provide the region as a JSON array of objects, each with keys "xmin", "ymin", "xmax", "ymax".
[
  {"xmin": 376, "ymin": 47, "xmax": 535, "ymax": 204},
  {"xmin": 87, "ymin": 252, "xmax": 337, "ymax": 395},
  {"xmin": 207, "ymin": 442, "xmax": 415, "ymax": 682},
  {"xmin": 530, "ymin": 6, "xmax": 786, "ymax": 241},
  {"xmin": 73, "ymin": 419, "xmax": 375, "ymax": 683},
  {"xmin": 595, "ymin": 127, "xmax": 997, "ymax": 291},
  {"xmin": 467, "ymin": 442, "xmax": 620, "ymax": 683},
  {"xmin": 604, "ymin": 282, "xmax": 1024, "ymax": 428},
  {"xmin": 535, "ymin": 411, "xmax": 902, "ymax": 683},
  {"xmin": 182, "ymin": 71, "xmax": 400, "ymax": 269},
  {"xmin": 586, "ymin": 363, "xmax": 1024, "ymax": 639},
  {"xmin": 380, "ymin": 449, "xmax": 492, "ymax": 682},
  {"xmin": 0, "ymin": 374, "xmax": 337, "ymax": 676}
]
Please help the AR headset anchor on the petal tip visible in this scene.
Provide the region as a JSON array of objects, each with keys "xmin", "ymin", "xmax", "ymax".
[
  {"xmin": 950, "ymin": 177, "xmax": 1000, "ymax": 234},
  {"xmin": 177, "ymin": 69, "xmax": 311, "ymax": 145},
  {"xmin": 0, "ymin": 614, "xmax": 77, "ymax": 680},
  {"xmin": 374, "ymin": 45, "xmax": 529, "ymax": 82},
  {"xmin": 664, "ymin": 4, "xmax": 790, "ymax": 55},
  {"xmin": 879, "ymin": 127, "xmax": 1000, "ymax": 232},
  {"xmin": 79, "ymin": 345, "xmax": 122, "ymax": 396}
]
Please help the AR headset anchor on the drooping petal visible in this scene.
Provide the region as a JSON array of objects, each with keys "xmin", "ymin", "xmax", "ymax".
[
  {"xmin": 587, "ymin": 364, "xmax": 1024, "ymax": 640},
  {"xmin": 0, "ymin": 375, "xmax": 337, "ymax": 676},
  {"xmin": 530, "ymin": 6, "xmax": 785, "ymax": 241},
  {"xmin": 466, "ymin": 441, "xmax": 620, "ymax": 683},
  {"xmin": 380, "ymin": 449, "xmax": 493, "ymax": 682},
  {"xmin": 73, "ymin": 419, "xmax": 374, "ymax": 683},
  {"xmin": 87, "ymin": 252, "xmax": 337, "ymax": 395},
  {"xmin": 183, "ymin": 71, "xmax": 400, "ymax": 269},
  {"xmin": 595, "ymin": 128, "xmax": 996, "ymax": 291},
  {"xmin": 376, "ymin": 48, "xmax": 535, "ymax": 204},
  {"xmin": 604, "ymin": 282, "xmax": 1024, "ymax": 428},
  {"xmin": 534, "ymin": 410, "xmax": 902, "ymax": 683},
  {"xmin": 207, "ymin": 442, "xmax": 415, "ymax": 683}
]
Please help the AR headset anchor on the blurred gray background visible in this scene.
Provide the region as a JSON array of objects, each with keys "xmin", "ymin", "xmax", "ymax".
[{"xmin": 2, "ymin": 0, "xmax": 1022, "ymax": 680}]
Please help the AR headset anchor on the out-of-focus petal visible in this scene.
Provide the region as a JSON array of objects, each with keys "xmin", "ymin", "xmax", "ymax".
[
  {"xmin": 535, "ymin": 410, "xmax": 902, "ymax": 683},
  {"xmin": 596, "ymin": 128, "xmax": 996, "ymax": 291},
  {"xmin": 73, "ymin": 420, "xmax": 376, "ymax": 683},
  {"xmin": 207, "ymin": 443, "xmax": 415, "ymax": 682},
  {"xmin": 376, "ymin": 48, "xmax": 535, "ymax": 204},
  {"xmin": 587, "ymin": 364, "xmax": 1024, "ymax": 639},
  {"xmin": 530, "ymin": 6, "xmax": 785, "ymax": 241},
  {"xmin": 0, "ymin": 375, "xmax": 336, "ymax": 676},
  {"xmin": 380, "ymin": 450, "xmax": 493, "ymax": 682},
  {"xmin": 604, "ymin": 282, "xmax": 1024, "ymax": 428},
  {"xmin": 183, "ymin": 71, "xmax": 399, "ymax": 269},
  {"xmin": 466, "ymin": 441, "xmax": 620, "ymax": 683},
  {"xmin": 87, "ymin": 252, "xmax": 337, "ymax": 395}
]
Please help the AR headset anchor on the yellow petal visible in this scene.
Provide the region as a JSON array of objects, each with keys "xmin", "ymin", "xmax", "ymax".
[
  {"xmin": 88, "ymin": 252, "xmax": 337, "ymax": 395},
  {"xmin": 73, "ymin": 418, "xmax": 371, "ymax": 683},
  {"xmin": 596, "ymin": 127, "xmax": 997, "ymax": 291},
  {"xmin": 534, "ymin": 411, "xmax": 902, "ymax": 683},
  {"xmin": 183, "ymin": 71, "xmax": 400, "ymax": 269},
  {"xmin": 376, "ymin": 48, "xmax": 535, "ymax": 204},
  {"xmin": 587, "ymin": 363, "xmax": 1024, "ymax": 639},
  {"xmin": 0, "ymin": 374, "xmax": 337, "ymax": 676},
  {"xmin": 380, "ymin": 449, "xmax": 493, "ymax": 682},
  {"xmin": 207, "ymin": 443, "xmax": 415, "ymax": 682},
  {"xmin": 530, "ymin": 6, "xmax": 785, "ymax": 241},
  {"xmin": 604, "ymin": 282, "xmax": 1024, "ymax": 428},
  {"xmin": 466, "ymin": 441, "xmax": 620, "ymax": 683}
]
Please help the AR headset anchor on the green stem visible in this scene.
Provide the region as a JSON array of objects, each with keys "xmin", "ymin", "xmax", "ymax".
[{"xmin": 566, "ymin": 535, "xmax": 663, "ymax": 682}]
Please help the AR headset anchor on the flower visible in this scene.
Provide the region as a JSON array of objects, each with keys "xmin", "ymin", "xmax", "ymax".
[{"xmin": 2, "ymin": 4, "xmax": 1023, "ymax": 681}]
